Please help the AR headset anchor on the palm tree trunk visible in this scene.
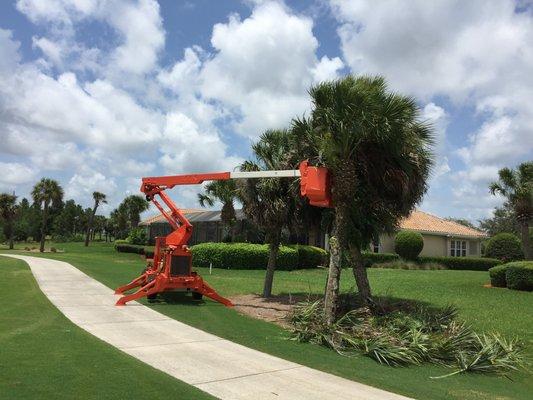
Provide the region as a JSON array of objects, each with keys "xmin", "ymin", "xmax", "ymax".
[
  {"xmin": 8, "ymin": 219, "xmax": 14, "ymax": 250},
  {"xmin": 85, "ymin": 205, "xmax": 97, "ymax": 247},
  {"xmin": 324, "ymin": 233, "xmax": 341, "ymax": 325},
  {"xmin": 40, "ymin": 203, "xmax": 48, "ymax": 253},
  {"xmin": 520, "ymin": 221, "xmax": 532, "ymax": 260},
  {"xmin": 262, "ymin": 232, "xmax": 280, "ymax": 298},
  {"xmin": 349, "ymin": 243, "xmax": 372, "ymax": 306}
]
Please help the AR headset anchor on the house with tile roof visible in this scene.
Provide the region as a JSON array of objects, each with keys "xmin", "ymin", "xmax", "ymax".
[
  {"xmin": 140, "ymin": 209, "xmax": 487, "ymax": 257},
  {"xmin": 377, "ymin": 210, "xmax": 487, "ymax": 257}
]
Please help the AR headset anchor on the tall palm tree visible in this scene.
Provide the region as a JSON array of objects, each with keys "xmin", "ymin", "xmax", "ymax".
[
  {"xmin": 308, "ymin": 75, "xmax": 433, "ymax": 321},
  {"xmin": 490, "ymin": 161, "xmax": 533, "ymax": 260},
  {"xmin": 32, "ymin": 178, "xmax": 64, "ymax": 252},
  {"xmin": 198, "ymin": 180, "xmax": 237, "ymax": 241},
  {"xmin": 0, "ymin": 193, "xmax": 18, "ymax": 249},
  {"xmin": 85, "ymin": 191, "xmax": 107, "ymax": 246},
  {"xmin": 237, "ymin": 129, "xmax": 297, "ymax": 298}
]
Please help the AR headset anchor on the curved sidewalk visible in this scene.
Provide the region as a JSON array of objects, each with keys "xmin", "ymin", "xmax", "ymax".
[{"xmin": 2, "ymin": 254, "xmax": 412, "ymax": 400}]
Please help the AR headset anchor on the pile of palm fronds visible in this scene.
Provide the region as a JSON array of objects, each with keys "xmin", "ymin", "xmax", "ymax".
[{"xmin": 289, "ymin": 298, "xmax": 527, "ymax": 378}]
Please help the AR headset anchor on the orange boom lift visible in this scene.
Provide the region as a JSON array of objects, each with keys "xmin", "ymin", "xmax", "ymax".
[{"xmin": 114, "ymin": 160, "xmax": 332, "ymax": 306}]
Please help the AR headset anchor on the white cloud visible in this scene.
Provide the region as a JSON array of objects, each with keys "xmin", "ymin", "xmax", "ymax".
[
  {"xmin": 194, "ymin": 1, "xmax": 343, "ymax": 137},
  {"xmin": 330, "ymin": 0, "xmax": 533, "ymax": 219},
  {"xmin": 0, "ymin": 162, "xmax": 37, "ymax": 187}
]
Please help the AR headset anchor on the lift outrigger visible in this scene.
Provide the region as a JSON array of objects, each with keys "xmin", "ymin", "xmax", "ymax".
[{"xmin": 114, "ymin": 160, "xmax": 332, "ymax": 306}]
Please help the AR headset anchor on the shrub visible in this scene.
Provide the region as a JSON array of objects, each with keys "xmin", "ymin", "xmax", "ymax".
[
  {"xmin": 190, "ymin": 242, "xmax": 322, "ymax": 270},
  {"xmin": 372, "ymin": 261, "xmax": 446, "ymax": 270},
  {"xmin": 485, "ymin": 233, "xmax": 523, "ymax": 261},
  {"xmin": 505, "ymin": 262, "xmax": 533, "ymax": 291},
  {"xmin": 360, "ymin": 252, "xmax": 400, "ymax": 267},
  {"xmin": 418, "ymin": 256, "xmax": 501, "ymax": 271},
  {"xmin": 289, "ymin": 244, "xmax": 327, "ymax": 268},
  {"xmin": 489, "ymin": 265, "xmax": 508, "ymax": 287},
  {"xmin": 127, "ymin": 228, "xmax": 147, "ymax": 245},
  {"xmin": 394, "ymin": 231, "xmax": 424, "ymax": 260},
  {"xmin": 115, "ymin": 244, "xmax": 145, "ymax": 254}
]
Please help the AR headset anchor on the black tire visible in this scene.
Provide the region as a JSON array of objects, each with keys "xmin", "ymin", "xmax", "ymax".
[
  {"xmin": 192, "ymin": 292, "xmax": 203, "ymax": 300},
  {"xmin": 147, "ymin": 293, "xmax": 157, "ymax": 300}
]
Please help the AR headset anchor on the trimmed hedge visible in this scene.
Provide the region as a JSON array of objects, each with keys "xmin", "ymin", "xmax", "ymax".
[
  {"xmin": 289, "ymin": 244, "xmax": 327, "ymax": 268},
  {"xmin": 114, "ymin": 244, "xmax": 145, "ymax": 254},
  {"xmin": 190, "ymin": 242, "xmax": 325, "ymax": 270},
  {"xmin": 361, "ymin": 252, "xmax": 400, "ymax": 267},
  {"xmin": 505, "ymin": 261, "xmax": 533, "ymax": 291},
  {"xmin": 394, "ymin": 231, "xmax": 424, "ymax": 260},
  {"xmin": 485, "ymin": 233, "xmax": 523, "ymax": 261},
  {"xmin": 417, "ymin": 256, "xmax": 501, "ymax": 271},
  {"xmin": 489, "ymin": 265, "xmax": 508, "ymax": 287}
]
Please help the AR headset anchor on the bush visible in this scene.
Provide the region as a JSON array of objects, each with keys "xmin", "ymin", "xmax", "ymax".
[
  {"xmin": 485, "ymin": 233, "xmax": 523, "ymax": 262},
  {"xmin": 190, "ymin": 242, "xmax": 322, "ymax": 271},
  {"xmin": 361, "ymin": 252, "xmax": 400, "ymax": 267},
  {"xmin": 505, "ymin": 261, "xmax": 533, "ymax": 291},
  {"xmin": 489, "ymin": 265, "xmax": 508, "ymax": 287},
  {"xmin": 418, "ymin": 256, "xmax": 501, "ymax": 271},
  {"xmin": 289, "ymin": 244, "xmax": 327, "ymax": 268},
  {"xmin": 394, "ymin": 231, "xmax": 424, "ymax": 260},
  {"xmin": 127, "ymin": 228, "xmax": 147, "ymax": 245},
  {"xmin": 372, "ymin": 261, "xmax": 446, "ymax": 270},
  {"xmin": 115, "ymin": 244, "xmax": 145, "ymax": 254}
]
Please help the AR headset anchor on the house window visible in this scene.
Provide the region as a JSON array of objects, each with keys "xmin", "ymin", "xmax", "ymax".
[{"xmin": 450, "ymin": 240, "xmax": 467, "ymax": 257}]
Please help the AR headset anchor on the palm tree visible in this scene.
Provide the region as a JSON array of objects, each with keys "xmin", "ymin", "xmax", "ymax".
[
  {"xmin": 85, "ymin": 191, "xmax": 107, "ymax": 246},
  {"xmin": 122, "ymin": 195, "xmax": 150, "ymax": 229},
  {"xmin": 32, "ymin": 178, "xmax": 64, "ymax": 252},
  {"xmin": 198, "ymin": 180, "xmax": 237, "ymax": 240},
  {"xmin": 308, "ymin": 75, "xmax": 433, "ymax": 321},
  {"xmin": 490, "ymin": 162, "xmax": 533, "ymax": 260},
  {"xmin": 237, "ymin": 129, "xmax": 297, "ymax": 298},
  {"xmin": 0, "ymin": 193, "xmax": 18, "ymax": 249}
]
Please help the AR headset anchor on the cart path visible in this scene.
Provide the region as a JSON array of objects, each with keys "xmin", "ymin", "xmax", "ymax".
[{"xmin": 2, "ymin": 254, "xmax": 413, "ymax": 400}]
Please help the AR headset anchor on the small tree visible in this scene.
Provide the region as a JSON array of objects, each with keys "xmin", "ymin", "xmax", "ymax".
[
  {"xmin": 237, "ymin": 129, "xmax": 296, "ymax": 298},
  {"xmin": 85, "ymin": 192, "xmax": 107, "ymax": 246},
  {"xmin": 0, "ymin": 193, "xmax": 18, "ymax": 249},
  {"xmin": 198, "ymin": 180, "xmax": 237, "ymax": 241},
  {"xmin": 394, "ymin": 230, "xmax": 424, "ymax": 260},
  {"xmin": 32, "ymin": 178, "xmax": 64, "ymax": 252},
  {"xmin": 490, "ymin": 162, "xmax": 533, "ymax": 260}
]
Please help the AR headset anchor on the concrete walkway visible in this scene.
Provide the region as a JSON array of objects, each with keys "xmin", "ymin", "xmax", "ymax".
[{"xmin": 2, "ymin": 254, "xmax": 413, "ymax": 400}]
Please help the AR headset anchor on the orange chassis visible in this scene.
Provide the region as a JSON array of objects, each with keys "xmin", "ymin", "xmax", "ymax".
[{"xmin": 114, "ymin": 161, "xmax": 331, "ymax": 307}]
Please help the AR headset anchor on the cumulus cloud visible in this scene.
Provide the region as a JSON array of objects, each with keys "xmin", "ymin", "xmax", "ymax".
[
  {"xmin": 0, "ymin": 162, "xmax": 37, "ymax": 189},
  {"xmin": 330, "ymin": 0, "xmax": 533, "ymax": 218},
  {"xmin": 158, "ymin": 1, "xmax": 344, "ymax": 137}
]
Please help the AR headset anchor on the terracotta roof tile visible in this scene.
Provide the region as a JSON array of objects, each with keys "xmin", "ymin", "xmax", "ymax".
[
  {"xmin": 139, "ymin": 209, "xmax": 204, "ymax": 225},
  {"xmin": 400, "ymin": 210, "xmax": 487, "ymax": 238},
  {"xmin": 141, "ymin": 208, "xmax": 487, "ymax": 238}
]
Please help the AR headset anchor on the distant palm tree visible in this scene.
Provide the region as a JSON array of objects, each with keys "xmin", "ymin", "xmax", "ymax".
[
  {"xmin": 490, "ymin": 162, "xmax": 533, "ymax": 260},
  {"xmin": 198, "ymin": 180, "xmax": 237, "ymax": 240},
  {"xmin": 32, "ymin": 178, "xmax": 64, "ymax": 252},
  {"xmin": 0, "ymin": 193, "xmax": 18, "ymax": 249},
  {"xmin": 308, "ymin": 75, "xmax": 433, "ymax": 321},
  {"xmin": 237, "ymin": 129, "xmax": 296, "ymax": 298},
  {"xmin": 122, "ymin": 195, "xmax": 150, "ymax": 229},
  {"xmin": 85, "ymin": 191, "xmax": 107, "ymax": 247}
]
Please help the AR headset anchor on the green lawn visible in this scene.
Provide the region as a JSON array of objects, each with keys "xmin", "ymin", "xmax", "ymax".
[
  {"xmin": 0, "ymin": 255, "xmax": 215, "ymax": 400},
  {"xmin": 1, "ymin": 241, "xmax": 532, "ymax": 400}
]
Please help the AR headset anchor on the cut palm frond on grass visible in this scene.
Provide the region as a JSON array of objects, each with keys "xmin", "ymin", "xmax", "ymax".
[{"xmin": 289, "ymin": 297, "xmax": 528, "ymax": 378}]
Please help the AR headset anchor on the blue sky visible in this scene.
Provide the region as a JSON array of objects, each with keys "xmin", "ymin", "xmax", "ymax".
[{"xmin": 0, "ymin": 0, "xmax": 532, "ymax": 223}]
